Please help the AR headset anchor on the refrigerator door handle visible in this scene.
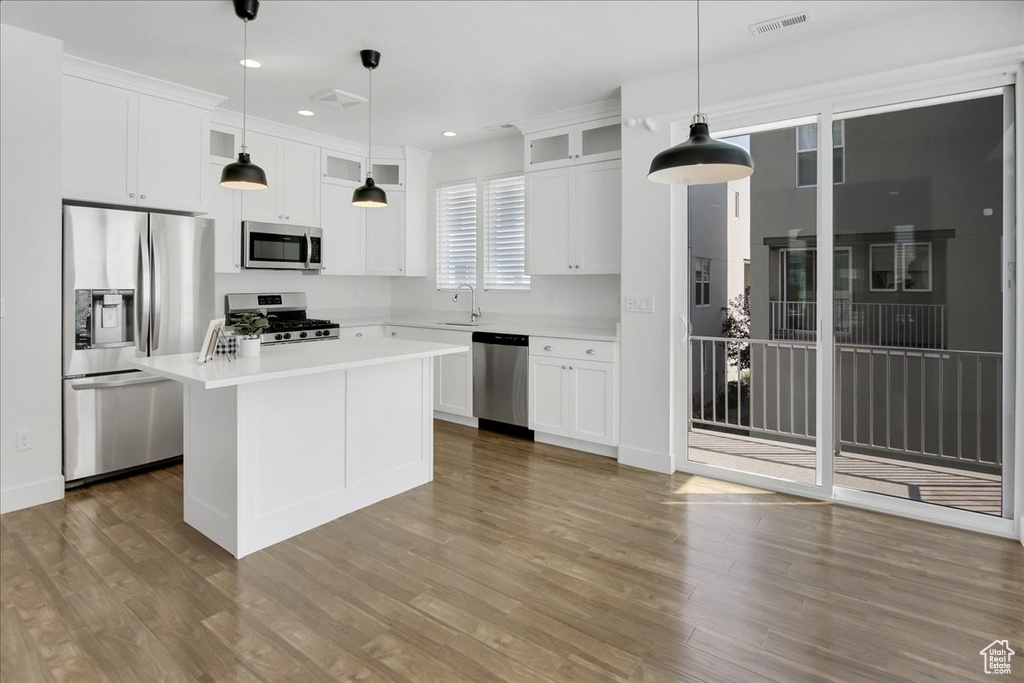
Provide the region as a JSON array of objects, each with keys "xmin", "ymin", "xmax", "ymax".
[
  {"xmin": 71, "ymin": 375, "xmax": 170, "ymax": 391},
  {"xmin": 151, "ymin": 231, "xmax": 162, "ymax": 351},
  {"xmin": 138, "ymin": 235, "xmax": 151, "ymax": 353}
]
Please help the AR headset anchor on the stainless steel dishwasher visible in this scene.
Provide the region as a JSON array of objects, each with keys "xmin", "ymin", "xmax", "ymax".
[{"xmin": 472, "ymin": 332, "xmax": 532, "ymax": 436}]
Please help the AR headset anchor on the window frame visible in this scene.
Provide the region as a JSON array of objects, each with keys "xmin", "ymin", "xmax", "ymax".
[
  {"xmin": 869, "ymin": 242, "xmax": 932, "ymax": 292},
  {"xmin": 435, "ymin": 178, "xmax": 479, "ymax": 291},
  {"xmin": 694, "ymin": 257, "xmax": 711, "ymax": 308},
  {"xmin": 795, "ymin": 120, "xmax": 845, "ymax": 188},
  {"xmin": 483, "ymin": 172, "xmax": 530, "ymax": 292}
]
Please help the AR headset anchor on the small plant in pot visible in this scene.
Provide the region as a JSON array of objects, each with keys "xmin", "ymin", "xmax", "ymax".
[{"xmin": 232, "ymin": 311, "xmax": 272, "ymax": 357}]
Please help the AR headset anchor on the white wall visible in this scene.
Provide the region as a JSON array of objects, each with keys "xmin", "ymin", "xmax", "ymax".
[
  {"xmin": 390, "ymin": 136, "xmax": 621, "ymax": 326},
  {"xmin": 1, "ymin": 25, "xmax": 65, "ymax": 513},
  {"xmin": 618, "ymin": 0, "xmax": 1024, "ymax": 472},
  {"xmin": 215, "ymin": 273, "xmax": 393, "ymax": 320}
]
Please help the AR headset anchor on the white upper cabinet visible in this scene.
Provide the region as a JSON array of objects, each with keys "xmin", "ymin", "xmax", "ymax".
[
  {"xmin": 239, "ymin": 133, "xmax": 319, "ymax": 227},
  {"xmin": 364, "ymin": 192, "xmax": 406, "ymax": 275},
  {"xmin": 370, "ymin": 159, "xmax": 404, "ymax": 189},
  {"xmin": 136, "ymin": 95, "xmax": 206, "ymax": 212},
  {"xmin": 63, "ymin": 76, "xmax": 207, "ymax": 212},
  {"xmin": 524, "ymin": 117, "xmax": 621, "ymax": 172},
  {"xmin": 207, "ymin": 124, "xmax": 242, "ymax": 273},
  {"xmin": 526, "ymin": 159, "xmax": 621, "ymax": 274},
  {"xmin": 320, "ymin": 182, "xmax": 364, "ymax": 275},
  {"xmin": 321, "ymin": 149, "xmax": 364, "ymax": 186}
]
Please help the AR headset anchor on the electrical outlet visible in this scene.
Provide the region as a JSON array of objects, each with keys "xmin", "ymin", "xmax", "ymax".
[
  {"xmin": 15, "ymin": 430, "xmax": 31, "ymax": 451},
  {"xmin": 546, "ymin": 292, "xmax": 555, "ymax": 301},
  {"xmin": 625, "ymin": 296, "xmax": 655, "ymax": 313}
]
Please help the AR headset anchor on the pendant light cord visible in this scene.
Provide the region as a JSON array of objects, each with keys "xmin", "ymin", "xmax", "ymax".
[
  {"xmin": 367, "ymin": 66, "xmax": 373, "ymax": 173},
  {"xmin": 242, "ymin": 18, "xmax": 248, "ymax": 151},
  {"xmin": 695, "ymin": 0, "xmax": 701, "ymax": 115}
]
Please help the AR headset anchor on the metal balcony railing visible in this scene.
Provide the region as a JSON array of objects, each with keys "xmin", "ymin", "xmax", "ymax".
[
  {"xmin": 690, "ymin": 336, "xmax": 1001, "ymax": 471},
  {"xmin": 770, "ymin": 300, "xmax": 947, "ymax": 349}
]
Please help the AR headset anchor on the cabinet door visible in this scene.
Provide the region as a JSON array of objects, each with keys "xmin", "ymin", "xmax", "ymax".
[
  {"xmin": 207, "ymin": 160, "xmax": 242, "ymax": 273},
  {"xmin": 371, "ymin": 159, "xmax": 403, "ymax": 189},
  {"xmin": 436, "ymin": 351, "xmax": 472, "ymax": 416},
  {"xmin": 578, "ymin": 119, "xmax": 622, "ymax": 164},
  {"xmin": 575, "ymin": 160, "xmax": 621, "ymax": 274},
  {"xmin": 239, "ymin": 131, "xmax": 282, "ymax": 222},
  {"xmin": 281, "ymin": 140, "xmax": 319, "ymax": 226},
  {"xmin": 364, "ymin": 192, "xmax": 406, "ymax": 276},
  {"xmin": 529, "ymin": 357, "xmax": 570, "ymax": 436},
  {"xmin": 63, "ymin": 77, "xmax": 138, "ymax": 205},
  {"xmin": 567, "ymin": 360, "xmax": 616, "ymax": 445},
  {"xmin": 320, "ymin": 183, "xmax": 363, "ymax": 275},
  {"xmin": 136, "ymin": 95, "xmax": 206, "ymax": 212},
  {"xmin": 322, "ymin": 150, "xmax": 364, "ymax": 186},
  {"xmin": 525, "ymin": 126, "xmax": 575, "ymax": 171},
  {"xmin": 525, "ymin": 168, "xmax": 573, "ymax": 274}
]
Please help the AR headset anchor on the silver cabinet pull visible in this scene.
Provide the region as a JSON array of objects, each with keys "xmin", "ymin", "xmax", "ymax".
[
  {"xmin": 140, "ymin": 194, "xmax": 147, "ymax": 200},
  {"xmin": 569, "ymin": 366, "xmax": 574, "ymax": 370},
  {"xmin": 544, "ymin": 345, "xmax": 553, "ymax": 351},
  {"xmin": 391, "ymin": 331, "xmax": 397, "ymax": 337},
  {"xmin": 562, "ymin": 365, "xmax": 567, "ymax": 370},
  {"xmin": 586, "ymin": 348, "xmax": 596, "ymax": 355},
  {"xmin": 398, "ymin": 267, "xmax": 403, "ymax": 272},
  {"xmin": 129, "ymin": 193, "xmax": 136, "ymax": 198},
  {"xmin": 355, "ymin": 332, "xmax": 363, "ymax": 337}
]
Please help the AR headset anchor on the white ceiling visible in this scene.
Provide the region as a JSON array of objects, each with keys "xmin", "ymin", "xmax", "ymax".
[{"xmin": 0, "ymin": 1, "xmax": 957, "ymax": 151}]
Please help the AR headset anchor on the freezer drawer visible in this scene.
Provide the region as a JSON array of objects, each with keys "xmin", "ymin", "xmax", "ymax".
[{"xmin": 63, "ymin": 372, "xmax": 183, "ymax": 482}]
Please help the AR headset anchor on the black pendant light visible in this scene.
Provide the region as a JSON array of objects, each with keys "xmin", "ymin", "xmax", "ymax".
[
  {"xmin": 352, "ymin": 49, "xmax": 387, "ymax": 208},
  {"xmin": 221, "ymin": 0, "xmax": 268, "ymax": 190},
  {"xmin": 648, "ymin": 0, "xmax": 753, "ymax": 185}
]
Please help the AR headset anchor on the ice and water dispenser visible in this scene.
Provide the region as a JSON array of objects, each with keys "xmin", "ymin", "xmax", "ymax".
[{"xmin": 74, "ymin": 289, "xmax": 135, "ymax": 349}]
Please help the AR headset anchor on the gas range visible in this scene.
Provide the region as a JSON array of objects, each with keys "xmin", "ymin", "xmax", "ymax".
[{"xmin": 225, "ymin": 292, "xmax": 340, "ymax": 345}]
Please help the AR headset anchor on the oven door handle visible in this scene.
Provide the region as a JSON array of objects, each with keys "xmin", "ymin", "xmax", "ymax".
[{"xmin": 71, "ymin": 375, "xmax": 170, "ymax": 391}]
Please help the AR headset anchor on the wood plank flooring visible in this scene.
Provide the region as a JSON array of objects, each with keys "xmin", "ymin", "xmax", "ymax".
[{"xmin": 2, "ymin": 421, "xmax": 1022, "ymax": 682}]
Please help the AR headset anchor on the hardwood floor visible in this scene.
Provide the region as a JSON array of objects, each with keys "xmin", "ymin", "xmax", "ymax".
[{"xmin": 2, "ymin": 420, "xmax": 1022, "ymax": 682}]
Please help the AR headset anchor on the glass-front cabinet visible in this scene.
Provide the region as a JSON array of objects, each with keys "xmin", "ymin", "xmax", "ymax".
[
  {"xmin": 524, "ymin": 117, "xmax": 621, "ymax": 171},
  {"xmin": 321, "ymin": 149, "xmax": 363, "ymax": 186}
]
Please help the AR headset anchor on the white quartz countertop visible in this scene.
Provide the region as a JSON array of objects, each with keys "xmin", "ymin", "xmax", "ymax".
[
  {"xmin": 131, "ymin": 338, "xmax": 468, "ymax": 389},
  {"xmin": 326, "ymin": 317, "xmax": 620, "ymax": 342}
]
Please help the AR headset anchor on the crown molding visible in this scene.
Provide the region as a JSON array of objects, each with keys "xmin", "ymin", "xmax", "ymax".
[
  {"xmin": 62, "ymin": 55, "xmax": 225, "ymax": 109},
  {"xmin": 513, "ymin": 98, "xmax": 621, "ymax": 135}
]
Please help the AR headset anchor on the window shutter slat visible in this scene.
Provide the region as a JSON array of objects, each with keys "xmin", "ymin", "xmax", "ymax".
[
  {"xmin": 484, "ymin": 175, "xmax": 529, "ymax": 291},
  {"xmin": 436, "ymin": 182, "xmax": 478, "ymax": 289}
]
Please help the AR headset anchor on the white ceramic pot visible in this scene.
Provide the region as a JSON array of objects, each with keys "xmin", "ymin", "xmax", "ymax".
[{"xmin": 238, "ymin": 336, "xmax": 262, "ymax": 357}]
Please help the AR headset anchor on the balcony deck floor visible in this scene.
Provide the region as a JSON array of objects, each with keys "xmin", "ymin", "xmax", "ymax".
[{"xmin": 688, "ymin": 430, "xmax": 1002, "ymax": 516}]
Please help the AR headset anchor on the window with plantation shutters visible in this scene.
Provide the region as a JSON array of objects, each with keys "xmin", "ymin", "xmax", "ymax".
[
  {"xmin": 436, "ymin": 182, "xmax": 477, "ymax": 289},
  {"xmin": 484, "ymin": 175, "xmax": 529, "ymax": 291}
]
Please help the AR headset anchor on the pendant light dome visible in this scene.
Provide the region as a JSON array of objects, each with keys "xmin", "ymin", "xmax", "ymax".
[
  {"xmin": 648, "ymin": 0, "xmax": 753, "ymax": 185},
  {"xmin": 221, "ymin": 0, "xmax": 268, "ymax": 190},
  {"xmin": 352, "ymin": 49, "xmax": 387, "ymax": 208}
]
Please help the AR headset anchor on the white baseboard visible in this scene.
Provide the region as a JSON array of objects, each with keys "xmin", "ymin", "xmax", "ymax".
[
  {"xmin": 535, "ymin": 432, "xmax": 617, "ymax": 458},
  {"xmin": 1, "ymin": 476, "xmax": 64, "ymax": 514},
  {"xmin": 618, "ymin": 444, "xmax": 675, "ymax": 473},
  {"xmin": 434, "ymin": 412, "xmax": 478, "ymax": 428}
]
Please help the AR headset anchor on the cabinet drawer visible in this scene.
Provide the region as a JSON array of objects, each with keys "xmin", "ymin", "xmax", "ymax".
[
  {"xmin": 530, "ymin": 337, "xmax": 616, "ymax": 363},
  {"xmin": 337, "ymin": 325, "xmax": 383, "ymax": 339}
]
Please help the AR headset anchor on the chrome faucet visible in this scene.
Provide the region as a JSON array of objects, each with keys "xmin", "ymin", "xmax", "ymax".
[{"xmin": 452, "ymin": 284, "xmax": 481, "ymax": 323}]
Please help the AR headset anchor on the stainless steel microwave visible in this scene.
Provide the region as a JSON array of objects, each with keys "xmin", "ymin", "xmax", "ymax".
[{"xmin": 242, "ymin": 221, "xmax": 323, "ymax": 271}]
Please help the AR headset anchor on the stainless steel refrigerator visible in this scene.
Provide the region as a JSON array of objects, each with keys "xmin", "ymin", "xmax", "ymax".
[{"xmin": 62, "ymin": 205, "xmax": 214, "ymax": 484}]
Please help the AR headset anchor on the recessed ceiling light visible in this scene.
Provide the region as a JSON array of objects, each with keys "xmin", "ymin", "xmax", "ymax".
[
  {"xmin": 442, "ymin": 131, "xmax": 457, "ymax": 137},
  {"xmin": 297, "ymin": 110, "xmax": 315, "ymax": 117},
  {"xmin": 240, "ymin": 58, "xmax": 262, "ymax": 68}
]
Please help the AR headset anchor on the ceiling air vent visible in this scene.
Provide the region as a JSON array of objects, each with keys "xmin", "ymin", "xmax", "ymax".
[
  {"xmin": 749, "ymin": 10, "xmax": 810, "ymax": 36},
  {"xmin": 310, "ymin": 89, "xmax": 366, "ymax": 110}
]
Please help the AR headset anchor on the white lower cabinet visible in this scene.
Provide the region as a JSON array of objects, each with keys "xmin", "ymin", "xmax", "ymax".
[
  {"xmin": 385, "ymin": 326, "xmax": 473, "ymax": 418},
  {"xmin": 529, "ymin": 337, "xmax": 618, "ymax": 447}
]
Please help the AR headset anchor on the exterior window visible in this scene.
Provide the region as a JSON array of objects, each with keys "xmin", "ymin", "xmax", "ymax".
[
  {"xmin": 779, "ymin": 247, "xmax": 853, "ymax": 299},
  {"xmin": 484, "ymin": 175, "xmax": 529, "ymax": 291},
  {"xmin": 436, "ymin": 182, "xmax": 477, "ymax": 290},
  {"xmin": 796, "ymin": 120, "xmax": 844, "ymax": 187},
  {"xmin": 870, "ymin": 242, "xmax": 931, "ymax": 292},
  {"xmin": 694, "ymin": 258, "xmax": 711, "ymax": 307}
]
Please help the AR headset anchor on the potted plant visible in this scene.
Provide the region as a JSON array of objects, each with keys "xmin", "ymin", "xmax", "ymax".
[{"xmin": 232, "ymin": 311, "xmax": 272, "ymax": 357}]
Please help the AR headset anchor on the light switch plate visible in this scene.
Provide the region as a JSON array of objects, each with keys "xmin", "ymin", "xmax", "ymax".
[{"xmin": 625, "ymin": 296, "xmax": 655, "ymax": 313}]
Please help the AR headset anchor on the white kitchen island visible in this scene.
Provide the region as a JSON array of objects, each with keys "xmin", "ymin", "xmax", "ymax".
[{"xmin": 131, "ymin": 338, "xmax": 467, "ymax": 558}]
